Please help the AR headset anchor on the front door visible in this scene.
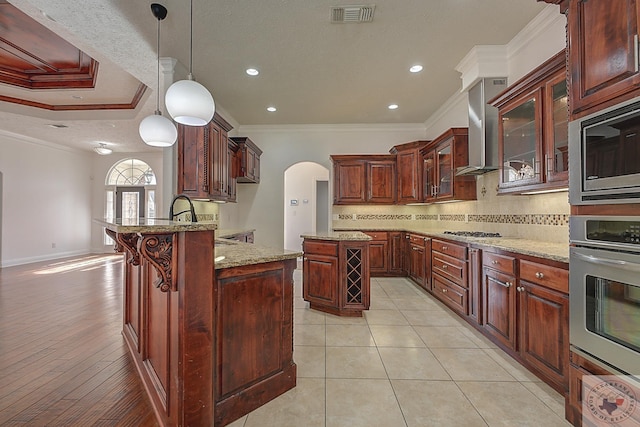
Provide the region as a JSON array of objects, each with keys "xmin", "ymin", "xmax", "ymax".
[{"xmin": 116, "ymin": 186, "xmax": 145, "ymax": 221}]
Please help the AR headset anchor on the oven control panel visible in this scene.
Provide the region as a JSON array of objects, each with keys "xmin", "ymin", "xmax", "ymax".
[{"xmin": 586, "ymin": 220, "xmax": 640, "ymax": 245}]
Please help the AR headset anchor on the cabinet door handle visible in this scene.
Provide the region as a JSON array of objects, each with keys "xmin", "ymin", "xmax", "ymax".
[
  {"xmin": 493, "ymin": 278, "xmax": 512, "ymax": 288},
  {"xmin": 535, "ymin": 272, "xmax": 544, "ymax": 279}
]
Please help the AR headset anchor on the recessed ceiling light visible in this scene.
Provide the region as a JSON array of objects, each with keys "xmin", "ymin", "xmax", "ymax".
[
  {"xmin": 388, "ymin": 104, "xmax": 399, "ymax": 110},
  {"xmin": 246, "ymin": 68, "xmax": 259, "ymax": 76},
  {"xmin": 267, "ymin": 106, "xmax": 277, "ymax": 112},
  {"xmin": 409, "ymin": 65, "xmax": 423, "ymax": 73}
]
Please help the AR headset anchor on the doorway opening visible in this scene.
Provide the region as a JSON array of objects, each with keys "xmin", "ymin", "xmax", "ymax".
[{"xmin": 283, "ymin": 162, "xmax": 330, "ymax": 252}]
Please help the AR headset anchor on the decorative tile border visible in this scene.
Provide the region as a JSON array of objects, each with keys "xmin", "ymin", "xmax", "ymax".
[
  {"xmin": 335, "ymin": 211, "xmax": 569, "ymax": 227},
  {"xmin": 185, "ymin": 213, "xmax": 218, "ymax": 222},
  {"xmin": 439, "ymin": 214, "xmax": 466, "ymax": 222},
  {"xmin": 356, "ymin": 214, "xmax": 412, "ymax": 220},
  {"xmin": 468, "ymin": 214, "xmax": 569, "ymax": 226},
  {"xmin": 416, "ymin": 214, "xmax": 438, "ymax": 220}
]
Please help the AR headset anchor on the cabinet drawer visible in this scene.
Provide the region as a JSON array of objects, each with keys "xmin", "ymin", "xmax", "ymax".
[
  {"xmin": 432, "ymin": 252, "xmax": 467, "ymax": 287},
  {"xmin": 432, "ymin": 239, "xmax": 467, "ymax": 260},
  {"xmin": 365, "ymin": 231, "xmax": 388, "ymax": 241},
  {"xmin": 433, "ymin": 275, "xmax": 467, "ymax": 315},
  {"xmin": 482, "ymin": 252, "xmax": 516, "ymax": 275},
  {"xmin": 303, "ymin": 241, "xmax": 338, "ymax": 257},
  {"xmin": 409, "ymin": 234, "xmax": 429, "ymax": 247},
  {"xmin": 520, "ymin": 260, "xmax": 568, "ymax": 293}
]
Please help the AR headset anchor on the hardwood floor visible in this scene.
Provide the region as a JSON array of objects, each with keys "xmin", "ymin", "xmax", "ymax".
[{"xmin": 0, "ymin": 254, "xmax": 158, "ymax": 426}]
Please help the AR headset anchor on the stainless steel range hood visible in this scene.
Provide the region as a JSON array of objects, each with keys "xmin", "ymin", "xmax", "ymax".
[{"xmin": 456, "ymin": 78, "xmax": 507, "ymax": 176}]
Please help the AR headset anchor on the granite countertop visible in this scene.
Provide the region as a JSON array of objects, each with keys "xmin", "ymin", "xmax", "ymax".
[
  {"xmin": 217, "ymin": 228, "xmax": 256, "ymax": 239},
  {"xmin": 300, "ymin": 231, "xmax": 373, "ymax": 241},
  {"xmin": 332, "ymin": 227, "xmax": 569, "ymax": 263},
  {"xmin": 95, "ymin": 218, "xmax": 217, "ymax": 234},
  {"xmin": 214, "ymin": 239, "xmax": 301, "ymax": 269}
]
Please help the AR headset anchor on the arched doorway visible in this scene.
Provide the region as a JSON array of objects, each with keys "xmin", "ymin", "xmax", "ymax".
[{"xmin": 283, "ymin": 162, "xmax": 330, "ymax": 252}]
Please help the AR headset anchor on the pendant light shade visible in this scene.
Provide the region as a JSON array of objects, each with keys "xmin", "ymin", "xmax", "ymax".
[
  {"xmin": 165, "ymin": 78, "xmax": 214, "ymax": 126},
  {"xmin": 139, "ymin": 3, "xmax": 177, "ymax": 147},
  {"xmin": 139, "ymin": 112, "xmax": 178, "ymax": 147},
  {"xmin": 165, "ymin": 0, "xmax": 214, "ymax": 126}
]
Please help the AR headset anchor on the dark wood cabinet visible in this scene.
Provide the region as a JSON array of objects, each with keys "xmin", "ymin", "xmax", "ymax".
[
  {"xmin": 231, "ymin": 136, "xmax": 262, "ymax": 184},
  {"xmin": 491, "ymin": 50, "xmax": 568, "ymax": 193},
  {"xmin": 176, "ymin": 112, "xmax": 237, "ymax": 202},
  {"xmin": 390, "ymin": 140, "xmax": 430, "ymax": 204},
  {"xmin": 407, "ymin": 233, "xmax": 431, "ymax": 290},
  {"xmin": 468, "ymin": 247, "xmax": 483, "ymax": 325},
  {"xmin": 227, "ymin": 138, "xmax": 238, "ymax": 202},
  {"xmin": 432, "ymin": 239, "xmax": 469, "ymax": 315},
  {"xmin": 568, "ymin": 0, "xmax": 640, "ymax": 119},
  {"xmin": 518, "ymin": 259, "xmax": 569, "ymax": 391},
  {"xmin": 331, "ymin": 155, "xmax": 396, "ymax": 205},
  {"xmin": 363, "ymin": 231, "xmax": 389, "ymax": 275},
  {"xmin": 421, "ymin": 128, "xmax": 476, "ymax": 202},
  {"xmin": 302, "ymin": 238, "xmax": 370, "ymax": 316},
  {"xmin": 483, "ymin": 252, "xmax": 518, "ymax": 350},
  {"xmin": 388, "ymin": 231, "xmax": 405, "ymax": 275}
]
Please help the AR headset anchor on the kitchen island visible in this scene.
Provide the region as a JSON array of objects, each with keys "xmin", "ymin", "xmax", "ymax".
[
  {"xmin": 97, "ymin": 219, "xmax": 300, "ymax": 427},
  {"xmin": 301, "ymin": 231, "xmax": 371, "ymax": 316}
]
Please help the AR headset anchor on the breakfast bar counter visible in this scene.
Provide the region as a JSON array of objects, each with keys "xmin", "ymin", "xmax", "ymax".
[{"xmin": 96, "ymin": 219, "xmax": 299, "ymax": 427}]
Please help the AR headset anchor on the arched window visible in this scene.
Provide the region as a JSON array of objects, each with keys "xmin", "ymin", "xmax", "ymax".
[
  {"xmin": 106, "ymin": 158, "xmax": 156, "ymax": 185},
  {"xmin": 103, "ymin": 159, "xmax": 157, "ymax": 246}
]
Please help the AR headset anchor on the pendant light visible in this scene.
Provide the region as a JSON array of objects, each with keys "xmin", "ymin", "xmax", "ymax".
[
  {"xmin": 139, "ymin": 3, "xmax": 178, "ymax": 147},
  {"xmin": 164, "ymin": 0, "xmax": 215, "ymax": 126}
]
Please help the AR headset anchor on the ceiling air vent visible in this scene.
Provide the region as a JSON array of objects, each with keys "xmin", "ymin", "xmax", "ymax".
[{"xmin": 331, "ymin": 5, "xmax": 376, "ymax": 23}]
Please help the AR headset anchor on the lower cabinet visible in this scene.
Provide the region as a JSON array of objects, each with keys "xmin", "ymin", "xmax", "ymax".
[
  {"xmin": 302, "ymin": 239, "xmax": 370, "ymax": 316},
  {"xmin": 432, "ymin": 239, "xmax": 468, "ymax": 315},
  {"xmin": 363, "ymin": 231, "xmax": 389, "ymax": 275},
  {"xmin": 407, "ymin": 233, "xmax": 431, "ymax": 290},
  {"xmin": 389, "ymin": 232, "xmax": 405, "ymax": 275},
  {"xmin": 483, "ymin": 250, "xmax": 569, "ymax": 393}
]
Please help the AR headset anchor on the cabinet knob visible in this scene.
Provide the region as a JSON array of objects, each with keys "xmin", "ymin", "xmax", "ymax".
[
  {"xmin": 442, "ymin": 246, "xmax": 448, "ymax": 250},
  {"xmin": 442, "ymin": 288, "xmax": 447, "ymax": 293},
  {"xmin": 517, "ymin": 286, "xmax": 525, "ymax": 292},
  {"xmin": 535, "ymin": 272, "xmax": 544, "ymax": 279},
  {"xmin": 491, "ymin": 260, "xmax": 498, "ymax": 265},
  {"xmin": 442, "ymin": 265, "xmax": 448, "ymax": 270}
]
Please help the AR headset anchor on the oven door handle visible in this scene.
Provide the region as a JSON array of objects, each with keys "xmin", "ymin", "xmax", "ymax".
[{"xmin": 574, "ymin": 252, "xmax": 640, "ymax": 273}]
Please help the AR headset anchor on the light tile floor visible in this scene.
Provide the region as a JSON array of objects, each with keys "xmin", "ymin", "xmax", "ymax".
[{"xmin": 228, "ymin": 272, "xmax": 571, "ymax": 427}]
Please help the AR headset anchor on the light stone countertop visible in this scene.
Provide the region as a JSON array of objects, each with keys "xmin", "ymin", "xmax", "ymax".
[
  {"xmin": 300, "ymin": 231, "xmax": 373, "ymax": 241},
  {"xmin": 332, "ymin": 227, "xmax": 569, "ymax": 263},
  {"xmin": 217, "ymin": 228, "xmax": 256, "ymax": 239},
  {"xmin": 214, "ymin": 239, "xmax": 301, "ymax": 270},
  {"xmin": 95, "ymin": 218, "xmax": 217, "ymax": 234}
]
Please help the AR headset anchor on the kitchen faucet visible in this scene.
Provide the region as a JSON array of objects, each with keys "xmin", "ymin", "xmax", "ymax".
[{"xmin": 168, "ymin": 194, "xmax": 198, "ymax": 222}]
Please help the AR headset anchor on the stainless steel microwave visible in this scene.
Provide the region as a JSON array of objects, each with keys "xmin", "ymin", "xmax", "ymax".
[{"xmin": 569, "ymin": 97, "xmax": 640, "ymax": 204}]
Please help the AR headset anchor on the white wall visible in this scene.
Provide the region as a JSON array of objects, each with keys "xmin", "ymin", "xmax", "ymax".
[
  {"xmin": 283, "ymin": 162, "xmax": 329, "ymax": 252},
  {"xmin": 0, "ymin": 131, "xmax": 93, "ymax": 267},
  {"xmin": 219, "ymin": 124, "xmax": 426, "ymax": 247}
]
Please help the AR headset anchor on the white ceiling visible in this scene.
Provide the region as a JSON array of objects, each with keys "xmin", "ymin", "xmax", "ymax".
[{"xmin": 2, "ymin": 0, "xmax": 549, "ymax": 154}]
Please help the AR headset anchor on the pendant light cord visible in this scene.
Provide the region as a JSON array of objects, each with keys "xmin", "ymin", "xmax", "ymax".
[
  {"xmin": 189, "ymin": 0, "xmax": 194, "ymax": 77},
  {"xmin": 156, "ymin": 12, "xmax": 161, "ymax": 114}
]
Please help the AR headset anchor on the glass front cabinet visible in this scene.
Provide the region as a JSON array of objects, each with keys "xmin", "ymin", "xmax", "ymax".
[{"xmin": 491, "ymin": 50, "xmax": 568, "ymax": 194}]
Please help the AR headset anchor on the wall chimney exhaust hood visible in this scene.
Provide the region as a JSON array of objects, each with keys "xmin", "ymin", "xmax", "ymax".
[{"xmin": 456, "ymin": 78, "xmax": 507, "ymax": 176}]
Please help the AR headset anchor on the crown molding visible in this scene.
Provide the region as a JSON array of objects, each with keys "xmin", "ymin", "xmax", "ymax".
[
  {"xmin": 507, "ymin": 4, "xmax": 566, "ymax": 60},
  {"xmin": 237, "ymin": 123, "xmax": 427, "ymax": 134}
]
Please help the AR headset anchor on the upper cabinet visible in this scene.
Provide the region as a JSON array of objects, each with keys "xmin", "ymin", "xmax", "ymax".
[
  {"xmin": 491, "ymin": 50, "xmax": 567, "ymax": 194},
  {"xmin": 568, "ymin": 0, "xmax": 640, "ymax": 119},
  {"xmin": 389, "ymin": 140, "xmax": 430, "ymax": 204},
  {"xmin": 231, "ymin": 137, "xmax": 262, "ymax": 184},
  {"xmin": 176, "ymin": 113, "xmax": 237, "ymax": 202},
  {"xmin": 420, "ymin": 128, "xmax": 476, "ymax": 202},
  {"xmin": 331, "ymin": 155, "xmax": 396, "ymax": 205}
]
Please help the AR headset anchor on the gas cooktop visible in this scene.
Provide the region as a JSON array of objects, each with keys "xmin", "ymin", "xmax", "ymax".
[{"xmin": 443, "ymin": 231, "xmax": 502, "ymax": 238}]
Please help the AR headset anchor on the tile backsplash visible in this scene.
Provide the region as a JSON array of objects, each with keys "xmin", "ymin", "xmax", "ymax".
[{"xmin": 332, "ymin": 171, "xmax": 570, "ymax": 244}]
